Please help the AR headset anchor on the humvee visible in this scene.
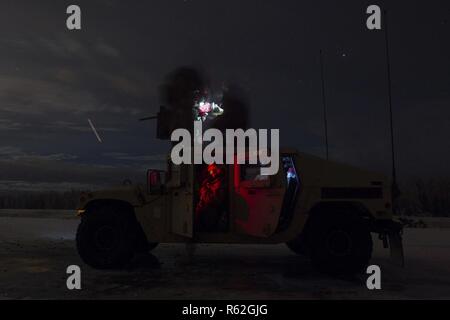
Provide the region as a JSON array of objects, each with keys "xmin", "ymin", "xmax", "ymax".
[{"xmin": 75, "ymin": 150, "xmax": 404, "ymax": 275}]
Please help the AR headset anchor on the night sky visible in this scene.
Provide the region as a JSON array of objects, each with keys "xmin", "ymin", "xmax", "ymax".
[{"xmin": 0, "ymin": 0, "xmax": 449, "ymax": 191}]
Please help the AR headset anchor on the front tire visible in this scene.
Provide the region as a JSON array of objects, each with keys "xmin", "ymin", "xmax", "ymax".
[
  {"xmin": 286, "ymin": 235, "xmax": 307, "ymax": 256},
  {"xmin": 76, "ymin": 205, "xmax": 136, "ymax": 269},
  {"xmin": 308, "ymin": 213, "xmax": 373, "ymax": 275}
]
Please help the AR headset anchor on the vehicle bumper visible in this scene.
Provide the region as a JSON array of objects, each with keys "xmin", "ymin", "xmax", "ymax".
[{"xmin": 372, "ymin": 219, "xmax": 404, "ymax": 267}]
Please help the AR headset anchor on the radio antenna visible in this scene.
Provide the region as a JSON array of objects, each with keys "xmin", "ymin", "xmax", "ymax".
[
  {"xmin": 384, "ymin": 10, "xmax": 400, "ymax": 207},
  {"xmin": 319, "ymin": 49, "xmax": 330, "ymax": 161}
]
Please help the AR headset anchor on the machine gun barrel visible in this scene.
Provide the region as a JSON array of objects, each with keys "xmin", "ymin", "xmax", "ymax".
[{"xmin": 139, "ymin": 106, "xmax": 171, "ymax": 140}]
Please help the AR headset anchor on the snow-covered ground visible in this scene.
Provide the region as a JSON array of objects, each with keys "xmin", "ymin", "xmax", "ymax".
[{"xmin": 0, "ymin": 210, "xmax": 449, "ymax": 299}]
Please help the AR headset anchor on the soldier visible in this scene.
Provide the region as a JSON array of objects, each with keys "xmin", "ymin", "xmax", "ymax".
[{"xmin": 195, "ymin": 163, "xmax": 228, "ymax": 232}]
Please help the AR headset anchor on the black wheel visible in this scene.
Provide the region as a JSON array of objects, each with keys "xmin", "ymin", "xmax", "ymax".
[
  {"xmin": 76, "ymin": 204, "xmax": 137, "ymax": 269},
  {"xmin": 286, "ymin": 235, "xmax": 307, "ymax": 255},
  {"xmin": 307, "ymin": 213, "xmax": 373, "ymax": 275},
  {"xmin": 134, "ymin": 223, "xmax": 158, "ymax": 253}
]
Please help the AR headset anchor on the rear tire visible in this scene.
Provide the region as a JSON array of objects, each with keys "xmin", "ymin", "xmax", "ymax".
[
  {"xmin": 307, "ymin": 212, "xmax": 373, "ymax": 275},
  {"xmin": 76, "ymin": 204, "xmax": 137, "ymax": 269}
]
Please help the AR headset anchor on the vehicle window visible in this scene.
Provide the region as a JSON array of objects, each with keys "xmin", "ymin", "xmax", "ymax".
[
  {"xmin": 282, "ymin": 156, "xmax": 299, "ymax": 185},
  {"xmin": 241, "ymin": 165, "xmax": 269, "ymax": 181}
]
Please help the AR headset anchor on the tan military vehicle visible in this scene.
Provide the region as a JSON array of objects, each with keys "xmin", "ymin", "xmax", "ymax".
[{"xmin": 76, "ymin": 150, "xmax": 404, "ymax": 275}]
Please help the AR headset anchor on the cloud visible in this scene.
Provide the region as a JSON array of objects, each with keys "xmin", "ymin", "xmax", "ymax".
[
  {"xmin": 37, "ymin": 37, "xmax": 92, "ymax": 61},
  {"xmin": 46, "ymin": 120, "xmax": 125, "ymax": 133},
  {"xmin": 0, "ymin": 75, "xmax": 147, "ymax": 118},
  {"xmin": 0, "ymin": 146, "xmax": 23, "ymax": 157},
  {"xmin": 11, "ymin": 36, "xmax": 120, "ymax": 62},
  {"xmin": 95, "ymin": 42, "xmax": 120, "ymax": 58},
  {"xmin": 0, "ymin": 75, "xmax": 99, "ymax": 115},
  {"xmin": 0, "ymin": 146, "xmax": 77, "ymax": 162},
  {"xmin": 0, "ymin": 34, "xmax": 156, "ymax": 127},
  {"xmin": 104, "ymin": 152, "xmax": 167, "ymax": 162},
  {"xmin": 0, "ymin": 119, "xmax": 25, "ymax": 131}
]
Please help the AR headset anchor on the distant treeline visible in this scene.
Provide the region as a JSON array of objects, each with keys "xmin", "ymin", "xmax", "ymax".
[
  {"xmin": 397, "ymin": 178, "xmax": 450, "ymax": 217},
  {"xmin": 0, "ymin": 178, "xmax": 449, "ymax": 217},
  {"xmin": 0, "ymin": 190, "xmax": 81, "ymax": 210}
]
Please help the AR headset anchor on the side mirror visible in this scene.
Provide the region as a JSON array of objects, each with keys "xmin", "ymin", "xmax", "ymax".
[{"xmin": 147, "ymin": 170, "xmax": 165, "ymax": 194}]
